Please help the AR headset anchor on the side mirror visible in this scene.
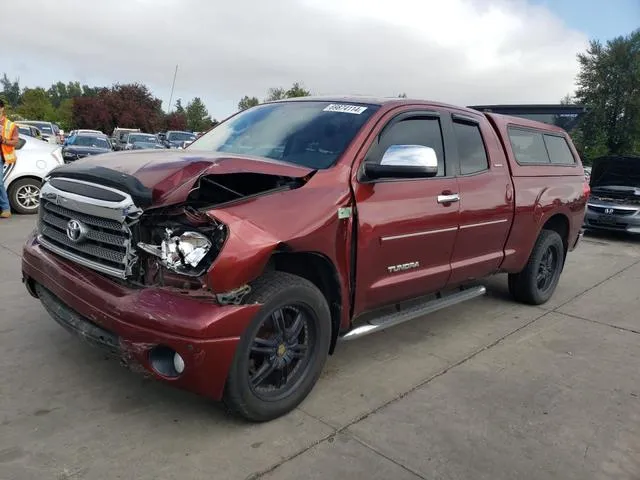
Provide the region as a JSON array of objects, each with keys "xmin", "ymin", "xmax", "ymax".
[{"xmin": 363, "ymin": 145, "xmax": 439, "ymax": 180}]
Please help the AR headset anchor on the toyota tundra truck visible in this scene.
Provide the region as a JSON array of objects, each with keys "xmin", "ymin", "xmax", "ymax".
[{"xmin": 21, "ymin": 97, "xmax": 589, "ymax": 421}]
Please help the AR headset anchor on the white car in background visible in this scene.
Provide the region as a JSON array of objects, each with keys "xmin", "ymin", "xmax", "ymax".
[{"xmin": 2, "ymin": 134, "xmax": 64, "ymax": 214}]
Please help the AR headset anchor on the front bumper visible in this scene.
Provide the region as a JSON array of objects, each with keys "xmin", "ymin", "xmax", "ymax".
[
  {"xmin": 583, "ymin": 208, "xmax": 640, "ymax": 234},
  {"xmin": 21, "ymin": 231, "xmax": 261, "ymax": 400}
]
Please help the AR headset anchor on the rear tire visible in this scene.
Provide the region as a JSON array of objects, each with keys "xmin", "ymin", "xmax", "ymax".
[
  {"xmin": 508, "ymin": 230, "xmax": 565, "ymax": 305},
  {"xmin": 223, "ymin": 271, "xmax": 331, "ymax": 422}
]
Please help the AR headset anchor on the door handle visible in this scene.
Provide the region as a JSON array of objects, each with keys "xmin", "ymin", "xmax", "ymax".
[{"xmin": 437, "ymin": 193, "xmax": 460, "ymax": 204}]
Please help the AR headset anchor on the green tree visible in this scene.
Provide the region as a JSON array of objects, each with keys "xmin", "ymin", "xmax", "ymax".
[
  {"xmin": 264, "ymin": 87, "xmax": 287, "ymax": 102},
  {"xmin": 81, "ymin": 85, "xmax": 100, "ymax": 97},
  {"xmin": 264, "ymin": 82, "xmax": 311, "ymax": 102},
  {"xmin": 238, "ymin": 95, "xmax": 260, "ymax": 110},
  {"xmin": 16, "ymin": 87, "xmax": 55, "ymax": 121},
  {"xmin": 285, "ymin": 82, "xmax": 311, "ymax": 98},
  {"xmin": 174, "ymin": 98, "xmax": 186, "ymax": 115},
  {"xmin": 1, "ymin": 74, "xmax": 21, "ymax": 108},
  {"xmin": 47, "ymin": 81, "xmax": 68, "ymax": 108},
  {"xmin": 54, "ymin": 98, "xmax": 74, "ymax": 130},
  {"xmin": 574, "ymin": 29, "xmax": 640, "ymax": 159},
  {"xmin": 185, "ymin": 97, "xmax": 214, "ymax": 131}
]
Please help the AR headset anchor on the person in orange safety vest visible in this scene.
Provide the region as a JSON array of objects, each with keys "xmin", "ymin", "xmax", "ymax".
[{"xmin": 0, "ymin": 97, "xmax": 19, "ymax": 218}]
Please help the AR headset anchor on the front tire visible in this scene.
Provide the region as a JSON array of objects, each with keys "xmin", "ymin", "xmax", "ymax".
[
  {"xmin": 8, "ymin": 178, "xmax": 42, "ymax": 214},
  {"xmin": 508, "ymin": 229, "xmax": 565, "ymax": 305},
  {"xmin": 223, "ymin": 271, "xmax": 331, "ymax": 422}
]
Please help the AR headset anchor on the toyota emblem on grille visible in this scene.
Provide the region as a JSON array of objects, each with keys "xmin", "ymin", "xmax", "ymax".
[
  {"xmin": 604, "ymin": 208, "xmax": 615, "ymax": 215},
  {"xmin": 66, "ymin": 219, "xmax": 88, "ymax": 242}
]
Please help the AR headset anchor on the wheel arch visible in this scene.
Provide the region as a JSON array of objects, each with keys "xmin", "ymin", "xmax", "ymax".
[
  {"xmin": 540, "ymin": 213, "xmax": 570, "ymax": 260},
  {"xmin": 6, "ymin": 174, "xmax": 43, "ymax": 190},
  {"xmin": 267, "ymin": 250, "xmax": 343, "ymax": 355}
]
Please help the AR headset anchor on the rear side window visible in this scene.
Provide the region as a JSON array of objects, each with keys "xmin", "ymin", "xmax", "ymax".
[
  {"xmin": 508, "ymin": 127, "xmax": 549, "ymax": 164},
  {"xmin": 368, "ymin": 117, "xmax": 446, "ymax": 176},
  {"xmin": 453, "ymin": 121, "xmax": 488, "ymax": 175},
  {"xmin": 543, "ymin": 134, "xmax": 575, "ymax": 164}
]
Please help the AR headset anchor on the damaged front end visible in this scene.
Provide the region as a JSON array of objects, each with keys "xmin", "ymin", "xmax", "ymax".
[{"xmin": 37, "ymin": 163, "xmax": 312, "ymax": 305}]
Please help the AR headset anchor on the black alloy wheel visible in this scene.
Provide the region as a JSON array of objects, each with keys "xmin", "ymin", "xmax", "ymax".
[
  {"xmin": 248, "ymin": 305, "xmax": 316, "ymax": 401},
  {"xmin": 536, "ymin": 245, "xmax": 559, "ymax": 293},
  {"xmin": 508, "ymin": 229, "xmax": 565, "ymax": 305},
  {"xmin": 224, "ymin": 271, "xmax": 331, "ymax": 422}
]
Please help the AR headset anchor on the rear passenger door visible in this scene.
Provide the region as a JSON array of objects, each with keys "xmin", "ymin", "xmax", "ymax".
[{"xmin": 448, "ymin": 113, "xmax": 514, "ymax": 285}]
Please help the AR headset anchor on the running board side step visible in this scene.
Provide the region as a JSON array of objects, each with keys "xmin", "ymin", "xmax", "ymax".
[{"xmin": 339, "ymin": 285, "xmax": 487, "ymax": 342}]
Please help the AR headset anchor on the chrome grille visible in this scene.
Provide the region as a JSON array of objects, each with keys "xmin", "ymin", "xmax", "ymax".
[
  {"xmin": 37, "ymin": 178, "xmax": 142, "ymax": 279},
  {"xmin": 587, "ymin": 204, "xmax": 637, "ymax": 216}
]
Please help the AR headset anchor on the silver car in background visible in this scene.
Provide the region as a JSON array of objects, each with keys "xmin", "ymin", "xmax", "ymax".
[
  {"xmin": 584, "ymin": 154, "xmax": 640, "ymax": 235},
  {"xmin": 2, "ymin": 134, "xmax": 64, "ymax": 214},
  {"xmin": 15, "ymin": 120, "xmax": 61, "ymax": 144}
]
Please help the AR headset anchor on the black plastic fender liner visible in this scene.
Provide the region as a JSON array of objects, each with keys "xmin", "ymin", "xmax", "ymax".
[{"xmin": 47, "ymin": 163, "xmax": 153, "ymax": 208}]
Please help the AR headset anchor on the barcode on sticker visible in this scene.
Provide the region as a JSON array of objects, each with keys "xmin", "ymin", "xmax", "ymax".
[{"xmin": 323, "ymin": 104, "xmax": 368, "ymax": 114}]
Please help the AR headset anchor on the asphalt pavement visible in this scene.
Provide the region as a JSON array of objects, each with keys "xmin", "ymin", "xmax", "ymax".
[{"xmin": 1, "ymin": 215, "xmax": 640, "ymax": 480}]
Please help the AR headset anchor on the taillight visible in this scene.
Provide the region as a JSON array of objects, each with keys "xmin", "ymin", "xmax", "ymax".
[{"xmin": 583, "ymin": 181, "xmax": 591, "ymax": 198}]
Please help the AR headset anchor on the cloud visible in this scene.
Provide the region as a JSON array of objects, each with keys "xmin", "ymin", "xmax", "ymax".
[{"xmin": 2, "ymin": 0, "xmax": 587, "ymax": 119}]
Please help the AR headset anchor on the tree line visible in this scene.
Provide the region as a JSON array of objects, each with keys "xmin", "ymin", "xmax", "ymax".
[{"xmin": 0, "ymin": 76, "xmax": 217, "ymax": 133}]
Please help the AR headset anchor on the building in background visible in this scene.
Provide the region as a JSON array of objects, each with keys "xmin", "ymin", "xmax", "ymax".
[{"xmin": 468, "ymin": 104, "xmax": 587, "ymax": 134}]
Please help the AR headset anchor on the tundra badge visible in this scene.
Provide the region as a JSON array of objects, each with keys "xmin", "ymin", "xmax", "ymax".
[{"xmin": 387, "ymin": 262, "xmax": 420, "ymax": 273}]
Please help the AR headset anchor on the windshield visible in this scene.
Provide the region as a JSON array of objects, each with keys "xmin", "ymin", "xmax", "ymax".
[
  {"xmin": 70, "ymin": 136, "xmax": 111, "ymax": 149},
  {"xmin": 129, "ymin": 134, "xmax": 158, "ymax": 144},
  {"xmin": 187, "ymin": 101, "xmax": 379, "ymax": 169},
  {"xmin": 27, "ymin": 122, "xmax": 53, "ymax": 134},
  {"xmin": 118, "ymin": 131, "xmax": 137, "ymax": 141},
  {"xmin": 168, "ymin": 131, "xmax": 196, "ymax": 142}
]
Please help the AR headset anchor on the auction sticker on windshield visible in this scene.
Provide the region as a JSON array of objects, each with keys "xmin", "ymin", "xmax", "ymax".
[{"xmin": 323, "ymin": 104, "xmax": 368, "ymax": 114}]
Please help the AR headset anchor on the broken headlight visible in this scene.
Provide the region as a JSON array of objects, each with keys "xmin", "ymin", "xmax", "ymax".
[{"xmin": 138, "ymin": 229, "xmax": 212, "ymax": 275}]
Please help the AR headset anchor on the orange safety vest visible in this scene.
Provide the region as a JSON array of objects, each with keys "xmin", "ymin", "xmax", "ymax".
[{"xmin": 1, "ymin": 118, "xmax": 17, "ymax": 165}]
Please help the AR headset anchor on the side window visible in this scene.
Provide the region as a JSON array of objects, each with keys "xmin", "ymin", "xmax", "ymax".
[
  {"xmin": 453, "ymin": 120, "xmax": 489, "ymax": 175},
  {"xmin": 508, "ymin": 127, "xmax": 549, "ymax": 164},
  {"xmin": 544, "ymin": 134, "xmax": 575, "ymax": 164},
  {"xmin": 368, "ymin": 117, "xmax": 446, "ymax": 176}
]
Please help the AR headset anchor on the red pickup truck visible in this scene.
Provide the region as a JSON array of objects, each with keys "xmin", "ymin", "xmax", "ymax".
[{"xmin": 22, "ymin": 97, "xmax": 589, "ymax": 421}]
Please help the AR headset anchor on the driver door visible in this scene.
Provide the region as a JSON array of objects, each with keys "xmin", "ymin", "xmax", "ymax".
[{"xmin": 352, "ymin": 109, "xmax": 460, "ymax": 315}]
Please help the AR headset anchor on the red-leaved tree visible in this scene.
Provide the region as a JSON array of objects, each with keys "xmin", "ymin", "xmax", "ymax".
[
  {"xmin": 72, "ymin": 83, "xmax": 165, "ymax": 134},
  {"xmin": 165, "ymin": 112, "xmax": 188, "ymax": 131}
]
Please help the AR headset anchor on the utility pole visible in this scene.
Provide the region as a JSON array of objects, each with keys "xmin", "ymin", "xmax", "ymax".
[{"xmin": 167, "ymin": 64, "xmax": 178, "ymax": 114}]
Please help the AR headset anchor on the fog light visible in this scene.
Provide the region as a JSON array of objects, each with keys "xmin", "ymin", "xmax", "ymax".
[
  {"xmin": 173, "ymin": 352, "xmax": 185, "ymax": 374},
  {"xmin": 149, "ymin": 346, "xmax": 185, "ymax": 378}
]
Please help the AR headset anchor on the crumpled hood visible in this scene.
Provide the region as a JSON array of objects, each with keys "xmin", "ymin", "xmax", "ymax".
[
  {"xmin": 46, "ymin": 149, "xmax": 315, "ymax": 208},
  {"xmin": 591, "ymin": 154, "xmax": 640, "ymax": 189}
]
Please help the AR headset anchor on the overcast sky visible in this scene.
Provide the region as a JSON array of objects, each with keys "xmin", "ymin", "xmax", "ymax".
[{"xmin": 2, "ymin": 0, "xmax": 636, "ymax": 120}]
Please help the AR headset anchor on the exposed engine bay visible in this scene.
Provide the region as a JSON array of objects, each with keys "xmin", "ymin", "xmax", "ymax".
[
  {"xmin": 589, "ymin": 184, "xmax": 640, "ymax": 203},
  {"xmin": 185, "ymin": 171, "xmax": 311, "ymax": 209}
]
